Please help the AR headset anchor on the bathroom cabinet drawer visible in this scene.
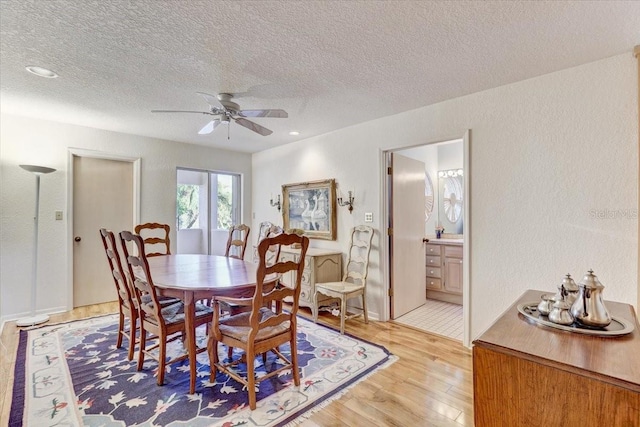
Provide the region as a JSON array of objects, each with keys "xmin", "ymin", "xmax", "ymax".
[
  {"xmin": 426, "ymin": 277, "xmax": 442, "ymax": 290},
  {"xmin": 445, "ymin": 245, "xmax": 463, "ymax": 258},
  {"xmin": 425, "ymin": 244, "xmax": 442, "ymax": 255},
  {"xmin": 426, "ymin": 266, "xmax": 442, "ymax": 279},
  {"xmin": 426, "ymin": 255, "xmax": 441, "ymax": 267}
]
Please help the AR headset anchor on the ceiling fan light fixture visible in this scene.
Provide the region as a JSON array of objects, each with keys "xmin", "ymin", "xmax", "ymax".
[
  {"xmin": 153, "ymin": 92, "xmax": 286, "ymax": 138},
  {"xmin": 25, "ymin": 66, "xmax": 58, "ymax": 78}
]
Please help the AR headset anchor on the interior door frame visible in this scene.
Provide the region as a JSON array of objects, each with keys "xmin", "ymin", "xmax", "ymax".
[
  {"xmin": 66, "ymin": 148, "xmax": 141, "ymax": 310},
  {"xmin": 380, "ymin": 130, "xmax": 472, "ymax": 347}
]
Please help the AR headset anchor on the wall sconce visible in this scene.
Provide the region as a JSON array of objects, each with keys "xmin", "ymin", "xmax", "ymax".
[
  {"xmin": 338, "ymin": 190, "xmax": 354, "ymax": 214},
  {"xmin": 270, "ymin": 194, "xmax": 281, "ymax": 212}
]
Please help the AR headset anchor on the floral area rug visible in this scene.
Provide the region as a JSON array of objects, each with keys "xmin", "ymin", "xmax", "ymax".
[{"xmin": 10, "ymin": 314, "xmax": 396, "ymax": 426}]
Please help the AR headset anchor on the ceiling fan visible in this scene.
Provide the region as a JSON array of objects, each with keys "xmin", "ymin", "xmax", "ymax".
[{"xmin": 151, "ymin": 92, "xmax": 288, "ymax": 136}]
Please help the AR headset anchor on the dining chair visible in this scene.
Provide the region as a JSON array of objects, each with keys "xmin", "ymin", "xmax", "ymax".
[
  {"xmin": 313, "ymin": 225, "xmax": 374, "ymax": 334},
  {"xmin": 206, "ymin": 224, "xmax": 251, "ymax": 322},
  {"xmin": 120, "ymin": 230, "xmax": 213, "ymax": 386},
  {"xmin": 208, "ymin": 232, "xmax": 309, "ymax": 410},
  {"xmin": 99, "ymin": 228, "xmax": 138, "ymax": 360},
  {"xmin": 224, "ymin": 224, "xmax": 251, "ymax": 260},
  {"xmin": 263, "ymin": 224, "xmax": 284, "ymax": 267},
  {"xmin": 134, "ymin": 222, "xmax": 171, "ymax": 257},
  {"xmin": 254, "ymin": 222, "xmax": 284, "ymax": 265},
  {"xmin": 222, "ymin": 224, "xmax": 284, "ymax": 360}
]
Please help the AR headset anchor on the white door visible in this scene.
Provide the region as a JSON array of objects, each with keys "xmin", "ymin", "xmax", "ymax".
[
  {"xmin": 73, "ymin": 156, "xmax": 133, "ymax": 307},
  {"xmin": 390, "ymin": 153, "xmax": 427, "ymax": 318}
]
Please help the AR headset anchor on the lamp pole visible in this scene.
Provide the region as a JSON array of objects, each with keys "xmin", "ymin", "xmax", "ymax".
[{"xmin": 16, "ymin": 164, "xmax": 56, "ymax": 327}]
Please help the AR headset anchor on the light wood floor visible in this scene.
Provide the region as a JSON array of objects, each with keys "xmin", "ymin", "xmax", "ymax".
[{"xmin": 0, "ymin": 303, "xmax": 474, "ymax": 426}]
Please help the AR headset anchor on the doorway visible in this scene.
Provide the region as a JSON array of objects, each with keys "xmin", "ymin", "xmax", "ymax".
[
  {"xmin": 383, "ymin": 131, "xmax": 471, "ymax": 347},
  {"xmin": 68, "ymin": 149, "xmax": 140, "ymax": 309}
]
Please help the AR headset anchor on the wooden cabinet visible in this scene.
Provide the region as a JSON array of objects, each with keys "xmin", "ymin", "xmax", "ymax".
[
  {"xmin": 425, "ymin": 241, "xmax": 462, "ymax": 304},
  {"xmin": 473, "ymin": 289, "xmax": 640, "ymax": 426},
  {"xmin": 277, "ymin": 248, "xmax": 342, "ymax": 318}
]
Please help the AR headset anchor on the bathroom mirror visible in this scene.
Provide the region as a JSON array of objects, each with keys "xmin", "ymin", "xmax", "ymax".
[
  {"xmin": 425, "ymin": 172, "xmax": 434, "ymax": 222},
  {"xmin": 437, "ymin": 169, "xmax": 464, "ymax": 234}
]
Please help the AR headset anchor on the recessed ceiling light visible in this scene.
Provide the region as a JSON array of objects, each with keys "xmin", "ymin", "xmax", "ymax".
[
  {"xmin": 289, "ymin": 131, "xmax": 300, "ymax": 136},
  {"xmin": 25, "ymin": 66, "xmax": 58, "ymax": 78}
]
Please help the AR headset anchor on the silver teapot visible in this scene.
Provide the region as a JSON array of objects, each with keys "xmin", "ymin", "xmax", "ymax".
[
  {"xmin": 559, "ymin": 273, "xmax": 579, "ymax": 304},
  {"xmin": 570, "ymin": 270, "xmax": 611, "ymax": 328}
]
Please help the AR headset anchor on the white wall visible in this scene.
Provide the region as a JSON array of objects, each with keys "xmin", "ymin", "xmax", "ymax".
[
  {"xmin": 0, "ymin": 115, "xmax": 252, "ymax": 322},
  {"xmin": 252, "ymin": 53, "xmax": 638, "ymax": 340}
]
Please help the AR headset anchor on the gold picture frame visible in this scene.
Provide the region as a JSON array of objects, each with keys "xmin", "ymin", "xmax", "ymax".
[{"xmin": 282, "ymin": 179, "xmax": 337, "ymax": 240}]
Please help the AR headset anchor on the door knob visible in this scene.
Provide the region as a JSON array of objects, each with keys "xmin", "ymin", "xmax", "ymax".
[
  {"xmin": 74, "ymin": 236, "xmax": 81, "ymax": 242},
  {"xmin": 422, "ymin": 238, "xmax": 430, "ymax": 243}
]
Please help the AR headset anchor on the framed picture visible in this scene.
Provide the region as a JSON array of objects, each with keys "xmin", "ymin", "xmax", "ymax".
[{"xmin": 282, "ymin": 179, "xmax": 337, "ymax": 240}]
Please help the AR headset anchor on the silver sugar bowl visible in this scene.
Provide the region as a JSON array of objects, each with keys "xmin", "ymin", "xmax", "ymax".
[
  {"xmin": 537, "ymin": 294, "xmax": 554, "ymax": 316},
  {"xmin": 548, "ymin": 288, "xmax": 575, "ymax": 326}
]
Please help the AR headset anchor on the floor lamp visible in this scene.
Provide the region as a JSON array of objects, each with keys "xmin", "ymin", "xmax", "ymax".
[{"xmin": 15, "ymin": 164, "xmax": 56, "ymax": 327}]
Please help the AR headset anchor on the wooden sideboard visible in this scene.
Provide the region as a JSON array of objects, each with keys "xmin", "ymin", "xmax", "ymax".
[{"xmin": 473, "ymin": 289, "xmax": 640, "ymax": 426}]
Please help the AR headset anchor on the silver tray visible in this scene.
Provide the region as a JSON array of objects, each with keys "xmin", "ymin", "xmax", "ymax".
[{"xmin": 517, "ymin": 303, "xmax": 635, "ymax": 337}]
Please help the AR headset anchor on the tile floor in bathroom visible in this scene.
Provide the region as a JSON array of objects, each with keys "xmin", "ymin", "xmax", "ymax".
[{"xmin": 394, "ymin": 298, "xmax": 463, "ymax": 341}]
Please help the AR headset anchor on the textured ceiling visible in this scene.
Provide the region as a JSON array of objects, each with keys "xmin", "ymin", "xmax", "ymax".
[{"xmin": 1, "ymin": 1, "xmax": 639, "ymax": 153}]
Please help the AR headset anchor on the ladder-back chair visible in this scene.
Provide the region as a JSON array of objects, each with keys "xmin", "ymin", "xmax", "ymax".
[
  {"xmin": 119, "ymin": 230, "xmax": 213, "ymax": 387},
  {"xmin": 313, "ymin": 225, "xmax": 374, "ymax": 334},
  {"xmin": 134, "ymin": 222, "xmax": 171, "ymax": 257},
  {"xmin": 224, "ymin": 224, "xmax": 251, "ymax": 260},
  {"xmin": 99, "ymin": 228, "xmax": 138, "ymax": 360},
  {"xmin": 208, "ymin": 232, "xmax": 309, "ymax": 410}
]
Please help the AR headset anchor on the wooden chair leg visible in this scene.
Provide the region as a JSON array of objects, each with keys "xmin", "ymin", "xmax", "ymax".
[
  {"xmin": 157, "ymin": 338, "xmax": 166, "ymax": 386},
  {"xmin": 361, "ymin": 292, "xmax": 369, "ymax": 324},
  {"xmin": 137, "ymin": 328, "xmax": 146, "ymax": 371},
  {"xmin": 208, "ymin": 339, "xmax": 219, "ymax": 381},
  {"xmin": 116, "ymin": 311, "xmax": 125, "ymax": 349},
  {"xmin": 290, "ymin": 337, "xmax": 300, "ymax": 386},
  {"xmin": 227, "ymin": 346, "xmax": 234, "ymax": 361},
  {"xmin": 127, "ymin": 316, "xmax": 136, "ymax": 361},
  {"xmin": 312, "ymin": 292, "xmax": 319, "ymax": 322},
  {"xmin": 340, "ymin": 297, "xmax": 347, "ymax": 335},
  {"xmin": 247, "ymin": 351, "xmax": 257, "ymax": 410},
  {"xmin": 127, "ymin": 311, "xmax": 138, "ymax": 360}
]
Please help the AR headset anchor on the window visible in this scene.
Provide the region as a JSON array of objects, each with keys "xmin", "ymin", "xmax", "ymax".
[
  {"xmin": 176, "ymin": 168, "xmax": 241, "ymax": 254},
  {"xmin": 177, "ymin": 184, "xmax": 200, "ymax": 230}
]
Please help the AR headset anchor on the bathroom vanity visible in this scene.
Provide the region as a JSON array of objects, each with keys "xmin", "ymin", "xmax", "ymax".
[{"xmin": 425, "ymin": 238, "xmax": 463, "ymax": 304}]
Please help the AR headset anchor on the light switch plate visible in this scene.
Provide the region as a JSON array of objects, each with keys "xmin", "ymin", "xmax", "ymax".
[
  {"xmin": 55, "ymin": 210, "xmax": 63, "ymax": 220},
  {"xmin": 364, "ymin": 212, "xmax": 373, "ymax": 222}
]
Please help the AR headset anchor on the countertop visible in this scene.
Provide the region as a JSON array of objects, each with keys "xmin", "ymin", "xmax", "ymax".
[{"xmin": 426, "ymin": 237, "xmax": 464, "ymax": 245}]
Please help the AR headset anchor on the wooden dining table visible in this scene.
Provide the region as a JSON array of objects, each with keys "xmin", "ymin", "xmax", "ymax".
[{"xmin": 146, "ymin": 254, "xmax": 278, "ymax": 394}]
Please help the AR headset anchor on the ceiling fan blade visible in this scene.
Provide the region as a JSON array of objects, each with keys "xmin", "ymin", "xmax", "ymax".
[
  {"xmin": 151, "ymin": 109, "xmax": 214, "ymax": 115},
  {"xmin": 196, "ymin": 92, "xmax": 224, "ymax": 109},
  {"xmin": 238, "ymin": 109, "xmax": 288, "ymax": 118},
  {"xmin": 198, "ymin": 119, "xmax": 221, "ymax": 135},
  {"xmin": 233, "ymin": 117, "xmax": 273, "ymax": 136}
]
